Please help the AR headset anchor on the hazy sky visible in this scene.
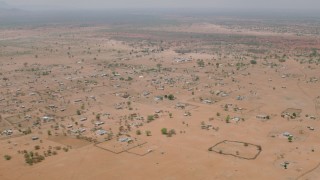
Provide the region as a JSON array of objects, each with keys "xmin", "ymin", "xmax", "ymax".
[{"xmin": 4, "ymin": 0, "xmax": 320, "ymax": 10}]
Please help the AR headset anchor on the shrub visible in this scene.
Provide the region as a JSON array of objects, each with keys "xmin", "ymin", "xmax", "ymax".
[
  {"xmin": 250, "ymin": 60, "xmax": 257, "ymax": 64},
  {"xmin": 76, "ymin": 110, "xmax": 81, "ymax": 115},
  {"xmin": 136, "ymin": 130, "xmax": 141, "ymax": 135},
  {"xmin": 147, "ymin": 115, "xmax": 154, "ymax": 122},
  {"xmin": 145, "ymin": 130, "xmax": 151, "ymax": 136},
  {"xmin": 25, "ymin": 157, "xmax": 33, "ymax": 165},
  {"xmin": 167, "ymin": 129, "xmax": 176, "ymax": 137},
  {"xmin": 168, "ymin": 94, "xmax": 175, "ymax": 100},
  {"xmin": 4, "ymin": 155, "xmax": 11, "ymax": 160},
  {"xmin": 161, "ymin": 128, "xmax": 167, "ymax": 135},
  {"xmin": 226, "ymin": 115, "xmax": 230, "ymax": 123}
]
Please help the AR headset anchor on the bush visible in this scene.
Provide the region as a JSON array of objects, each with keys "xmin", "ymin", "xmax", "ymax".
[
  {"xmin": 24, "ymin": 153, "xmax": 30, "ymax": 159},
  {"xmin": 161, "ymin": 128, "xmax": 167, "ymax": 135},
  {"xmin": 136, "ymin": 130, "xmax": 141, "ymax": 135},
  {"xmin": 168, "ymin": 94, "xmax": 175, "ymax": 100},
  {"xmin": 96, "ymin": 114, "xmax": 101, "ymax": 120},
  {"xmin": 145, "ymin": 130, "xmax": 151, "ymax": 136},
  {"xmin": 25, "ymin": 157, "xmax": 33, "ymax": 165},
  {"xmin": 225, "ymin": 115, "xmax": 230, "ymax": 123},
  {"xmin": 250, "ymin": 60, "xmax": 257, "ymax": 64},
  {"xmin": 147, "ymin": 115, "xmax": 154, "ymax": 122},
  {"xmin": 4, "ymin": 155, "xmax": 11, "ymax": 160},
  {"xmin": 167, "ymin": 129, "xmax": 176, "ymax": 137},
  {"xmin": 76, "ymin": 110, "xmax": 81, "ymax": 115}
]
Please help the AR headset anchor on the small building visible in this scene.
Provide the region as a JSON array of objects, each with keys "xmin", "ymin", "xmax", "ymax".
[
  {"xmin": 118, "ymin": 137, "xmax": 132, "ymax": 142},
  {"xmin": 175, "ymin": 103, "xmax": 186, "ymax": 109},
  {"xmin": 42, "ymin": 116, "xmax": 54, "ymax": 122},
  {"xmin": 236, "ymin": 96, "xmax": 245, "ymax": 100},
  {"xmin": 32, "ymin": 136, "xmax": 39, "ymax": 140},
  {"xmin": 202, "ymin": 99, "xmax": 212, "ymax": 104},
  {"xmin": 256, "ymin": 114, "xmax": 270, "ymax": 120},
  {"xmin": 48, "ymin": 104, "xmax": 56, "ymax": 108},
  {"xmin": 281, "ymin": 108, "xmax": 302, "ymax": 119},
  {"xmin": 154, "ymin": 96, "xmax": 163, "ymax": 101},
  {"xmin": 2, "ymin": 129, "xmax": 13, "ymax": 136},
  {"xmin": 282, "ymin": 132, "xmax": 292, "ymax": 137},
  {"xmin": 96, "ymin": 129, "xmax": 108, "ymax": 135},
  {"xmin": 232, "ymin": 117, "xmax": 241, "ymax": 122},
  {"xmin": 142, "ymin": 91, "xmax": 150, "ymax": 96},
  {"xmin": 94, "ymin": 121, "xmax": 104, "ymax": 126},
  {"xmin": 74, "ymin": 99, "xmax": 82, "ymax": 103}
]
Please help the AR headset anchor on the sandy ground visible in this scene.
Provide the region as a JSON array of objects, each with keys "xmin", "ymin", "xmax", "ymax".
[{"xmin": 0, "ymin": 18, "xmax": 320, "ymax": 180}]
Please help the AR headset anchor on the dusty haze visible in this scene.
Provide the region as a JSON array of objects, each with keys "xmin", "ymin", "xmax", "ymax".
[{"xmin": 3, "ymin": 0, "xmax": 320, "ymax": 10}]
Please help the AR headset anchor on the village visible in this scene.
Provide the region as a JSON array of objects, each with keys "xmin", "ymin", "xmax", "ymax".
[{"xmin": 0, "ymin": 12, "xmax": 320, "ymax": 180}]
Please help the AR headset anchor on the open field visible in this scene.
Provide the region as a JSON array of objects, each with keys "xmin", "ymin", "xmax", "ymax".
[{"xmin": 0, "ymin": 10, "xmax": 320, "ymax": 180}]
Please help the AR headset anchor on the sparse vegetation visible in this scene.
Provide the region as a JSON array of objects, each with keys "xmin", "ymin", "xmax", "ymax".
[
  {"xmin": 0, "ymin": 10, "xmax": 319, "ymax": 180},
  {"xmin": 136, "ymin": 130, "xmax": 141, "ymax": 135},
  {"xmin": 161, "ymin": 128, "xmax": 167, "ymax": 135},
  {"xmin": 226, "ymin": 115, "xmax": 230, "ymax": 123},
  {"xmin": 147, "ymin": 115, "xmax": 154, "ymax": 122},
  {"xmin": 250, "ymin": 60, "xmax": 257, "ymax": 64},
  {"xmin": 168, "ymin": 94, "xmax": 175, "ymax": 100},
  {"xmin": 145, "ymin": 130, "xmax": 152, "ymax": 136},
  {"xmin": 4, "ymin": 155, "xmax": 12, "ymax": 160}
]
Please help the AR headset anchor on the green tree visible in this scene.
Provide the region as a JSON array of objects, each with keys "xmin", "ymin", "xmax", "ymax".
[
  {"xmin": 168, "ymin": 94, "xmax": 175, "ymax": 100},
  {"xmin": 161, "ymin": 128, "xmax": 167, "ymax": 135},
  {"xmin": 197, "ymin": 60, "xmax": 205, "ymax": 67},
  {"xmin": 226, "ymin": 115, "xmax": 230, "ymax": 123}
]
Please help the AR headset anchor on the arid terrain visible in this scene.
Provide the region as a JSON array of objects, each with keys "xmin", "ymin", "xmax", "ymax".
[{"xmin": 0, "ymin": 10, "xmax": 320, "ymax": 180}]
